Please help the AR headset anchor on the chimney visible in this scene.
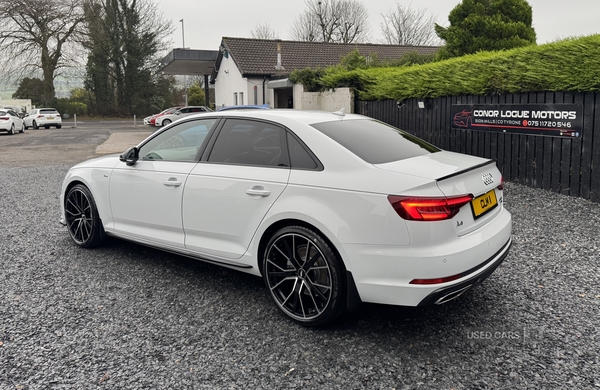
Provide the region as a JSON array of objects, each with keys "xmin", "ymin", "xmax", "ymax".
[{"xmin": 275, "ymin": 40, "xmax": 284, "ymax": 70}]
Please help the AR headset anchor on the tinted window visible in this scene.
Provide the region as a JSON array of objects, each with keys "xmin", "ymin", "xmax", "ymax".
[
  {"xmin": 40, "ymin": 109, "xmax": 58, "ymax": 114},
  {"xmin": 208, "ymin": 119, "xmax": 286, "ymax": 167},
  {"xmin": 288, "ymin": 134, "xmax": 318, "ymax": 170},
  {"xmin": 311, "ymin": 119, "xmax": 439, "ymax": 164},
  {"xmin": 139, "ymin": 118, "xmax": 217, "ymax": 162}
]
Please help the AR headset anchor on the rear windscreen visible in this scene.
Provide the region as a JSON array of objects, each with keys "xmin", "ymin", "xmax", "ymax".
[
  {"xmin": 40, "ymin": 109, "xmax": 58, "ymax": 114},
  {"xmin": 311, "ymin": 119, "xmax": 439, "ymax": 164}
]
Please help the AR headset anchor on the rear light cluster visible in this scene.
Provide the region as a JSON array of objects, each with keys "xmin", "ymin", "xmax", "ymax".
[
  {"xmin": 0, "ymin": 117, "xmax": 8, "ymax": 120},
  {"xmin": 388, "ymin": 195, "xmax": 474, "ymax": 221},
  {"xmin": 497, "ymin": 176, "xmax": 504, "ymax": 190}
]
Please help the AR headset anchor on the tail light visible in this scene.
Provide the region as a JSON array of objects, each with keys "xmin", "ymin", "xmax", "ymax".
[
  {"xmin": 497, "ymin": 176, "xmax": 504, "ymax": 190},
  {"xmin": 37, "ymin": 115, "xmax": 44, "ymax": 118},
  {"xmin": 0, "ymin": 117, "xmax": 8, "ymax": 120},
  {"xmin": 388, "ymin": 194, "xmax": 473, "ymax": 221}
]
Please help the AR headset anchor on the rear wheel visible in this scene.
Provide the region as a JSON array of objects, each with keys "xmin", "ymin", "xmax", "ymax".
[
  {"xmin": 19, "ymin": 123, "xmax": 24, "ymax": 133},
  {"xmin": 162, "ymin": 119, "xmax": 171, "ymax": 126},
  {"xmin": 44, "ymin": 125, "xmax": 49, "ymax": 129},
  {"xmin": 64, "ymin": 184, "xmax": 106, "ymax": 248},
  {"xmin": 33, "ymin": 120, "xmax": 38, "ymax": 129},
  {"xmin": 262, "ymin": 226, "xmax": 346, "ymax": 326},
  {"xmin": 56, "ymin": 125, "xmax": 62, "ymax": 129},
  {"xmin": 8, "ymin": 124, "xmax": 14, "ymax": 135}
]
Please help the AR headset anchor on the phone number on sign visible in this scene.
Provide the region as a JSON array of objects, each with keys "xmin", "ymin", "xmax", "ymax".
[{"xmin": 523, "ymin": 120, "xmax": 572, "ymax": 128}]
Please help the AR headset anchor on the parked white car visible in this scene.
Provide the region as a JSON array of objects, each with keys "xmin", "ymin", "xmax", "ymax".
[
  {"xmin": 23, "ymin": 108, "xmax": 62, "ymax": 129},
  {"xmin": 154, "ymin": 106, "xmax": 212, "ymax": 127},
  {"xmin": 60, "ymin": 110, "xmax": 512, "ymax": 326},
  {"xmin": 0, "ymin": 109, "xmax": 25, "ymax": 135}
]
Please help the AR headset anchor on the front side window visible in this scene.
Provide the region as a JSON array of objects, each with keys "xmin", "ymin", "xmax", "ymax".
[
  {"xmin": 208, "ymin": 119, "xmax": 287, "ymax": 167},
  {"xmin": 139, "ymin": 118, "xmax": 217, "ymax": 162}
]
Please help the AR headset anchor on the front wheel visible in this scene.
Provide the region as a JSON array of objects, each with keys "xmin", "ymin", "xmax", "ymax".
[
  {"xmin": 64, "ymin": 184, "xmax": 106, "ymax": 248},
  {"xmin": 262, "ymin": 226, "xmax": 346, "ymax": 326}
]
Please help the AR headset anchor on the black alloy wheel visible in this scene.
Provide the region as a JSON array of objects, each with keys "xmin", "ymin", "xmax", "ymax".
[
  {"xmin": 65, "ymin": 184, "xmax": 106, "ymax": 248},
  {"xmin": 263, "ymin": 226, "xmax": 346, "ymax": 326}
]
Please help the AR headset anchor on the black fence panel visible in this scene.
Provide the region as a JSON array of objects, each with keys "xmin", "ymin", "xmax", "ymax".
[{"xmin": 355, "ymin": 93, "xmax": 600, "ymax": 203}]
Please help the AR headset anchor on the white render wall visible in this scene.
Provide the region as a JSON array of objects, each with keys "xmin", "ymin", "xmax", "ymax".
[
  {"xmin": 297, "ymin": 87, "xmax": 353, "ymax": 112},
  {"xmin": 214, "ymin": 54, "xmax": 273, "ymax": 108}
]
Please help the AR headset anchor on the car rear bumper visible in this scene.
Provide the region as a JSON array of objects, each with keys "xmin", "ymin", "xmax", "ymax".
[
  {"xmin": 343, "ymin": 208, "xmax": 512, "ymax": 307},
  {"xmin": 416, "ymin": 238, "xmax": 511, "ymax": 306}
]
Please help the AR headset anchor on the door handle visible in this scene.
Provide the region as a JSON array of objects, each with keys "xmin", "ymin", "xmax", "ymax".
[
  {"xmin": 163, "ymin": 178, "xmax": 182, "ymax": 187},
  {"xmin": 246, "ymin": 187, "xmax": 271, "ymax": 197}
]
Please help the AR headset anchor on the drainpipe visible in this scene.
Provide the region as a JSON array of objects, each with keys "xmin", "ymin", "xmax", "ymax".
[{"xmin": 263, "ymin": 76, "xmax": 266, "ymax": 105}]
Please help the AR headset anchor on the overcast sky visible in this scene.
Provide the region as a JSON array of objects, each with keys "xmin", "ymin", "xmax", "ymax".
[{"xmin": 157, "ymin": 0, "xmax": 599, "ymax": 52}]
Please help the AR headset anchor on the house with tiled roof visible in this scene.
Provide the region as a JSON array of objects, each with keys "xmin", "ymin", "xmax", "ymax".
[{"xmin": 211, "ymin": 37, "xmax": 439, "ymax": 110}]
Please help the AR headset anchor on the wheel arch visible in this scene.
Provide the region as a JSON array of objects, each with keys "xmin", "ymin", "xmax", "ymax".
[{"xmin": 257, "ymin": 218, "xmax": 362, "ymax": 313}]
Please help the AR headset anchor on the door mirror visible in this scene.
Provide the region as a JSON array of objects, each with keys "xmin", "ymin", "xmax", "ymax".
[{"xmin": 119, "ymin": 147, "xmax": 139, "ymax": 166}]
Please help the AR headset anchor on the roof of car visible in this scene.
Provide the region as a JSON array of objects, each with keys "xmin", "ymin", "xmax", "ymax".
[{"xmin": 189, "ymin": 108, "xmax": 367, "ymax": 126}]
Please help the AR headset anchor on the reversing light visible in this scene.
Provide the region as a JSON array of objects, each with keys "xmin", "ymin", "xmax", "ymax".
[{"xmin": 388, "ymin": 194, "xmax": 473, "ymax": 221}]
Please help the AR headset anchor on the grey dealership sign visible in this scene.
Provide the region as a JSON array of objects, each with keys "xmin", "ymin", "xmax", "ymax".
[{"xmin": 451, "ymin": 104, "xmax": 583, "ymax": 138}]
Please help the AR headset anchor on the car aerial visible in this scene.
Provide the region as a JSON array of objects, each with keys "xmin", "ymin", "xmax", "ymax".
[
  {"xmin": 23, "ymin": 108, "xmax": 62, "ymax": 129},
  {"xmin": 0, "ymin": 109, "xmax": 25, "ymax": 135},
  {"xmin": 154, "ymin": 106, "xmax": 212, "ymax": 127},
  {"xmin": 217, "ymin": 104, "xmax": 270, "ymax": 111},
  {"xmin": 144, "ymin": 106, "xmax": 182, "ymax": 126},
  {"xmin": 60, "ymin": 109, "xmax": 512, "ymax": 326}
]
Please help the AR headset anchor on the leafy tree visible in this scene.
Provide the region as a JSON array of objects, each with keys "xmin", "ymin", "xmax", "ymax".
[
  {"xmin": 381, "ymin": 2, "xmax": 442, "ymax": 46},
  {"xmin": 187, "ymin": 81, "xmax": 206, "ymax": 106},
  {"xmin": 290, "ymin": 0, "xmax": 371, "ymax": 43},
  {"xmin": 0, "ymin": 0, "xmax": 86, "ymax": 106},
  {"xmin": 83, "ymin": 0, "xmax": 173, "ymax": 116},
  {"xmin": 250, "ymin": 23, "xmax": 278, "ymax": 39},
  {"xmin": 12, "ymin": 77, "xmax": 44, "ymax": 106},
  {"xmin": 435, "ymin": 0, "xmax": 536, "ymax": 57}
]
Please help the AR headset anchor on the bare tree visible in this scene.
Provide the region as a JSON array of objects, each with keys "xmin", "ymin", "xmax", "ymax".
[
  {"xmin": 250, "ymin": 23, "xmax": 278, "ymax": 39},
  {"xmin": 0, "ymin": 0, "xmax": 86, "ymax": 105},
  {"xmin": 289, "ymin": 0, "xmax": 371, "ymax": 43},
  {"xmin": 380, "ymin": 2, "xmax": 442, "ymax": 46}
]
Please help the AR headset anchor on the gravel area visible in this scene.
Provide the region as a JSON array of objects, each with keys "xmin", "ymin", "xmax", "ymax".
[{"xmin": 1, "ymin": 165, "xmax": 599, "ymax": 389}]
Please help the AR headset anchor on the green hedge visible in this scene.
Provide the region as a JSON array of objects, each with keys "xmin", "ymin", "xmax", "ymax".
[{"xmin": 318, "ymin": 35, "xmax": 600, "ymax": 101}]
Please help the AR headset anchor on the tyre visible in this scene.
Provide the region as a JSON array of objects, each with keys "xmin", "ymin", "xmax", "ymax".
[
  {"xmin": 33, "ymin": 120, "xmax": 38, "ymax": 129},
  {"xmin": 45, "ymin": 125, "xmax": 49, "ymax": 129},
  {"xmin": 19, "ymin": 123, "xmax": 24, "ymax": 133},
  {"xmin": 8, "ymin": 124, "xmax": 14, "ymax": 135},
  {"xmin": 64, "ymin": 184, "xmax": 107, "ymax": 248},
  {"xmin": 56, "ymin": 125, "xmax": 62, "ymax": 129},
  {"xmin": 162, "ymin": 119, "xmax": 171, "ymax": 126},
  {"xmin": 262, "ymin": 225, "xmax": 346, "ymax": 326}
]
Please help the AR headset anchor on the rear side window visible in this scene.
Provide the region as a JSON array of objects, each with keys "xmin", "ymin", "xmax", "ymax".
[
  {"xmin": 208, "ymin": 119, "xmax": 286, "ymax": 167},
  {"xmin": 311, "ymin": 119, "xmax": 439, "ymax": 164}
]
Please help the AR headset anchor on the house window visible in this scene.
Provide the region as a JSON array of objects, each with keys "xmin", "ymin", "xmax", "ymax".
[
  {"xmin": 240, "ymin": 92, "xmax": 244, "ymax": 105},
  {"xmin": 234, "ymin": 92, "xmax": 238, "ymax": 105}
]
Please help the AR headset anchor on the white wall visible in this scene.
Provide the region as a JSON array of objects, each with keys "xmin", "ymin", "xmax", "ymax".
[
  {"xmin": 0, "ymin": 98, "xmax": 33, "ymax": 114},
  {"xmin": 214, "ymin": 55, "xmax": 273, "ymax": 108},
  {"xmin": 297, "ymin": 87, "xmax": 354, "ymax": 112}
]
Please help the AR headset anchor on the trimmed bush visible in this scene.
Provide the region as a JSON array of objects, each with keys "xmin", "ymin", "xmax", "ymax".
[{"xmin": 318, "ymin": 35, "xmax": 600, "ymax": 101}]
